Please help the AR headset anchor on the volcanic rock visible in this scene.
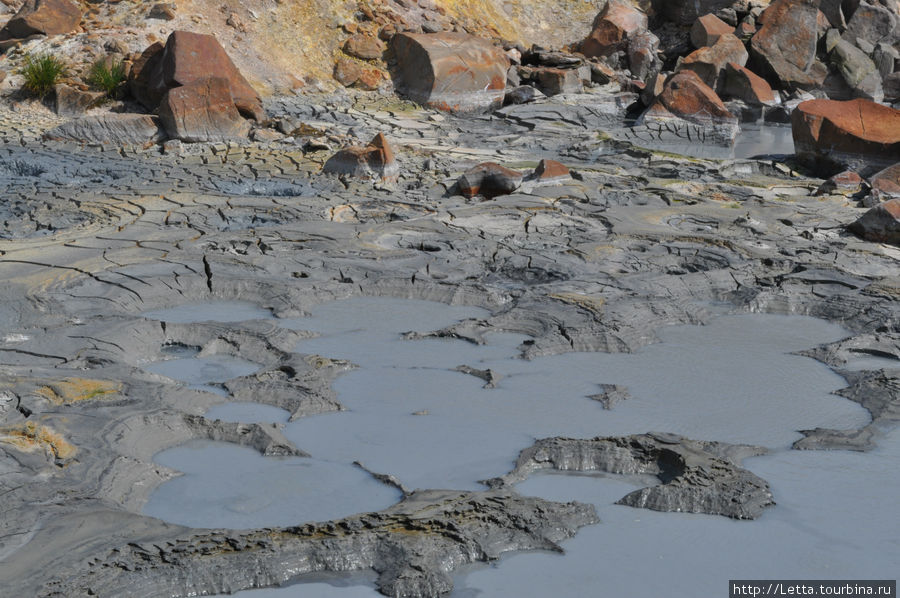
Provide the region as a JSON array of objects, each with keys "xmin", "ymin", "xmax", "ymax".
[
  {"xmin": 830, "ymin": 39, "xmax": 884, "ymax": 101},
  {"xmin": 534, "ymin": 159, "xmax": 570, "ymax": 181},
  {"xmin": 843, "ymin": 0, "xmax": 898, "ymax": 48},
  {"xmin": 792, "ymin": 98, "xmax": 900, "ymax": 174},
  {"xmin": 580, "ymin": 0, "xmax": 648, "ymax": 59},
  {"xmin": 322, "ymin": 133, "xmax": 399, "ymax": 181},
  {"xmin": 44, "ymin": 114, "xmax": 167, "ymax": 146},
  {"xmin": 653, "ymin": 0, "xmax": 737, "ymax": 25},
  {"xmin": 847, "ymin": 198, "xmax": 900, "ymax": 244},
  {"xmin": 343, "ymin": 34, "xmax": 385, "ymax": 61},
  {"xmin": 129, "ymin": 30, "xmax": 264, "ymax": 121},
  {"xmin": 158, "ymin": 77, "xmax": 251, "ymax": 143},
  {"xmin": 690, "ymin": 13, "xmax": 734, "ymax": 48},
  {"xmin": 815, "ymin": 169, "xmax": 865, "ymax": 195},
  {"xmin": 389, "ymin": 32, "xmax": 508, "ymax": 113},
  {"xmin": 530, "ymin": 67, "xmax": 583, "ymax": 96},
  {"xmin": 750, "ymin": 0, "xmax": 828, "ymax": 90},
  {"xmin": 679, "ymin": 33, "xmax": 748, "ymax": 90},
  {"xmin": 457, "ymin": 162, "xmax": 523, "ymax": 198},
  {"xmin": 722, "ymin": 62, "xmax": 777, "ymax": 105},
  {"xmin": 334, "ymin": 57, "xmax": 382, "ymax": 90},
  {"xmin": 53, "ymin": 84, "xmax": 104, "ymax": 117},
  {"xmin": 0, "ymin": 0, "xmax": 80, "ymax": 40},
  {"xmin": 640, "ymin": 70, "xmax": 739, "ymax": 144},
  {"xmin": 627, "ymin": 30, "xmax": 661, "ymax": 81}
]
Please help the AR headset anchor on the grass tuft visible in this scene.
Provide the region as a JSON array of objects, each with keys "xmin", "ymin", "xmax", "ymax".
[
  {"xmin": 19, "ymin": 53, "xmax": 67, "ymax": 98},
  {"xmin": 87, "ymin": 58, "xmax": 126, "ymax": 99}
]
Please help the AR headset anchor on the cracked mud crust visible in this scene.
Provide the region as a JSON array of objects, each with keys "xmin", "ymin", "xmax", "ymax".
[{"xmin": 0, "ymin": 90, "xmax": 897, "ymax": 597}]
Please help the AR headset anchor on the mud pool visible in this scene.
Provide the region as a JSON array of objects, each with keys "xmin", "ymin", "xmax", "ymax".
[{"xmin": 137, "ymin": 298, "xmax": 897, "ymax": 597}]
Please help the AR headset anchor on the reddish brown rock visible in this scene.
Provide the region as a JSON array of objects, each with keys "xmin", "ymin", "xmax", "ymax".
[
  {"xmin": 750, "ymin": 0, "xmax": 828, "ymax": 90},
  {"xmin": 334, "ymin": 57, "xmax": 382, "ymax": 90},
  {"xmin": 679, "ymin": 33, "xmax": 748, "ymax": 91},
  {"xmin": 534, "ymin": 159, "xmax": 569, "ymax": 181},
  {"xmin": 847, "ymin": 198, "xmax": 900, "ymax": 245},
  {"xmin": 581, "ymin": 0, "xmax": 648, "ymax": 59},
  {"xmin": 158, "ymin": 77, "xmax": 251, "ymax": 143},
  {"xmin": 721, "ymin": 62, "xmax": 776, "ymax": 105},
  {"xmin": 54, "ymin": 83, "xmax": 104, "ymax": 117},
  {"xmin": 323, "ymin": 133, "xmax": 398, "ymax": 181},
  {"xmin": 792, "ymin": 98, "xmax": 900, "ymax": 174},
  {"xmin": 343, "ymin": 34, "xmax": 385, "ymax": 61},
  {"xmin": 815, "ymin": 170, "xmax": 865, "ymax": 195},
  {"xmin": 530, "ymin": 67, "xmax": 583, "ymax": 96},
  {"xmin": 627, "ymin": 30, "xmax": 661, "ymax": 81},
  {"xmin": 645, "ymin": 70, "xmax": 737, "ymax": 125},
  {"xmin": 129, "ymin": 31, "xmax": 264, "ymax": 121},
  {"xmin": 457, "ymin": 162, "xmax": 523, "ymax": 198},
  {"xmin": 690, "ymin": 13, "xmax": 734, "ymax": 48},
  {"xmin": 0, "ymin": 0, "xmax": 81, "ymax": 39},
  {"xmin": 389, "ymin": 32, "xmax": 509, "ymax": 113},
  {"xmin": 869, "ymin": 163, "xmax": 900, "ymax": 197}
]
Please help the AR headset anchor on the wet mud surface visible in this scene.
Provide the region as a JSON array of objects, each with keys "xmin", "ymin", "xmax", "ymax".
[{"xmin": 0, "ymin": 90, "xmax": 897, "ymax": 597}]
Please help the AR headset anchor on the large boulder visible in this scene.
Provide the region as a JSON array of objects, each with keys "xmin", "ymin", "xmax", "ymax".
[
  {"xmin": 847, "ymin": 198, "xmax": 900, "ymax": 245},
  {"xmin": 580, "ymin": 0, "xmax": 648, "ymax": 59},
  {"xmin": 44, "ymin": 114, "xmax": 167, "ymax": 146},
  {"xmin": 750, "ymin": 0, "xmax": 828, "ymax": 90},
  {"xmin": 322, "ymin": 133, "xmax": 399, "ymax": 181},
  {"xmin": 830, "ymin": 39, "xmax": 884, "ymax": 101},
  {"xmin": 678, "ymin": 33, "xmax": 748, "ymax": 91},
  {"xmin": 639, "ymin": 70, "xmax": 739, "ymax": 145},
  {"xmin": 843, "ymin": 1, "xmax": 898, "ymax": 47},
  {"xmin": 129, "ymin": 31, "xmax": 264, "ymax": 121},
  {"xmin": 158, "ymin": 77, "xmax": 251, "ymax": 143},
  {"xmin": 389, "ymin": 32, "xmax": 509, "ymax": 113},
  {"xmin": 792, "ymin": 98, "xmax": 900, "ymax": 174},
  {"xmin": 0, "ymin": 0, "xmax": 80, "ymax": 40},
  {"xmin": 627, "ymin": 30, "xmax": 661, "ymax": 81}
]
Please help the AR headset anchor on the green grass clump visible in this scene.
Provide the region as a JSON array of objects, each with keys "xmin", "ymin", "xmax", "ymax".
[
  {"xmin": 87, "ymin": 58, "xmax": 126, "ymax": 99},
  {"xmin": 19, "ymin": 53, "xmax": 67, "ymax": 98}
]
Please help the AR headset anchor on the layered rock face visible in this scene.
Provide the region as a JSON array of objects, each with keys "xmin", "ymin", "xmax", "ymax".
[{"xmin": 389, "ymin": 32, "xmax": 509, "ymax": 113}]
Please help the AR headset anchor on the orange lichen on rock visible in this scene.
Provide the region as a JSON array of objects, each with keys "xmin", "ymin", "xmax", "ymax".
[
  {"xmin": 35, "ymin": 378, "xmax": 122, "ymax": 405},
  {"xmin": 0, "ymin": 421, "xmax": 77, "ymax": 464}
]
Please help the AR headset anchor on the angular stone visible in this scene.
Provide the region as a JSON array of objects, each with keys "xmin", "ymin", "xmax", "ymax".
[
  {"xmin": 129, "ymin": 31, "xmax": 264, "ymax": 121},
  {"xmin": 640, "ymin": 70, "xmax": 739, "ymax": 144},
  {"xmin": 322, "ymin": 133, "xmax": 398, "ymax": 181},
  {"xmin": 679, "ymin": 33, "xmax": 748, "ymax": 91},
  {"xmin": 750, "ymin": 0, "xmax": 828, "ymax": 90},
  {"xmin": 531, "ymin": 67, "xmax": 583, "ymax": 96},
  {"xmin": 0, "ymin": 0, "xmax": 80, "ymax": 39},
  {"xmin": 334, "ymin": 57, "xmax": 382, "ymax": 90},
  {"xmin": 534, "ymin": 159, "xmax": 569, "ymax": 181},
  {"xmin": 44, "ymin": 114, "xmax": 167, "ymax": 146},
  {"xmin": 53, "ymin": 84, "xmax": 104, "ymax": 117},
  {"xmin": 830, "ymin": 39, "xmax": 883, "ymax": 101},
  {"xmin": 820, "ymin": 0, "xmax": 846, "ymax": 28},
  {"xmin": 886, "ymin": 72, "xmax": 900, "ymax": 102},
  {"xmin": 580, "ymin": 0, "xmax": 648, "ymax": 59},
  {"xmin": 627, "ymin": 30, "xmax": 661, "ymax": 81},
  {"xmin": 158, "ymin": 77, "xmax": 251, "ymax": 143},
  {"xmin": 504, "ymin": 85, "xmax": 542, "ymax": 105},
  {"xmin": 343, "ymin": 34, "xmax": 384, "ymax": 61},
  {"xmin": 389, "ymin": 32, "xmax": 509, "ymax": 113},
  {"xmin": 843, "ymin": 0, "xmax": 898, "ymax": 47},
  {"xmin": 847, "ymin": 198, "xmax": 900, "ymax": 244},
  {"xmin": 815, "ymin": 169, "xmax": 865, "ymax": 195},
  {"xmin": 792, "ymin": 98, "xmax": 900, "ymax": 174},
  {"xmin": 869, "ymin": 163, "xmax": 900, "ymax": 197},
  {"xmin": 722, "ymin": 62, "xmax": 777, "ymax": 105},
  {"xmin": 457, "ymin": 162, "xmax": 523, "ymax": 198},
  {"xmin": 690, "ymin": 13, "xmax": 734, "ymax": 48}
]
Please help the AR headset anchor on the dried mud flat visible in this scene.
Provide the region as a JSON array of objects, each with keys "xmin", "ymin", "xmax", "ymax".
[{"xmin": 0, "ymin": 90, "xmax": 898, "ymax": 598}]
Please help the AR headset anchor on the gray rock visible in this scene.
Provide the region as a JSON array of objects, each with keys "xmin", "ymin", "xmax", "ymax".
[
  {"xmin": 44, "ymin": 114, "xmax": 167, "ymax": 146},
  {"xmin": 830, "ymin": 39, "xmax": 884, "ymax": 101},
  {"xmin": 843, "ymin": 0, "xmax": 898, "ymax": 47},
  {"xmin": 484, "ymin": 434, "xmax": 774, "ymax": 520}
]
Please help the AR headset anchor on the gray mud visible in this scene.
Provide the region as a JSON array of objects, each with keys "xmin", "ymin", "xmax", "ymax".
[{"xmin": 0, "ymin": 89, "xmax": 897, "ymax": 597}]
